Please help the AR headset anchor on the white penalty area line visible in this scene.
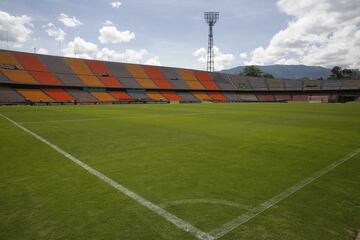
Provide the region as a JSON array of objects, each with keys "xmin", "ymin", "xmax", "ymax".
[
  {"xmin": 210, "ymin": 147, "xmax": 360, "ymax": 239},
  {"xmin": 0, "ymin": 113, "xmax": 214, "ymax": 240}
]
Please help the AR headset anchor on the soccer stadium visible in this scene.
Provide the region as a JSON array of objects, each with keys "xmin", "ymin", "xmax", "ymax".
[{"xmin": 1, "ymin": 1, "xmax": 360, "ymax": 240}]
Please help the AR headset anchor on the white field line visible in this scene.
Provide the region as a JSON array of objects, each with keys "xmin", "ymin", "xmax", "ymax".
[
  {"xmin": 356, "ymin": 230, "xmax": 360, "ymax": 240},
  {"xmin": 18, "ymin": 112, "xmax": 216, "ymax": 124},
  {"xmin": 0, "ymin": 113, "xmax": 214, "ymax": 240},
  {"xmin": 210, "ymin": 147, "xmax": 360, "ymax": 239}
]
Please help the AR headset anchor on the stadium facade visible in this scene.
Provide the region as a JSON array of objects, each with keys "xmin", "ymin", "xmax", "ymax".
[{"xmin": 0, "ymin": 49, "xmax": 359, "ymax": 104}]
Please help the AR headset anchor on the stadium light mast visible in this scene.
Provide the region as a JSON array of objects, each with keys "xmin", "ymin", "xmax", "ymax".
[{"xmin": 204, "ymin": 12, "xmax": 219, "ymax": 72}]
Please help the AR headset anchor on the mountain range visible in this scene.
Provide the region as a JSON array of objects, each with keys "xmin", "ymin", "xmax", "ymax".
[{"xmin": 221, "ymin": 65, "xmax": 332, "ymax": 80}]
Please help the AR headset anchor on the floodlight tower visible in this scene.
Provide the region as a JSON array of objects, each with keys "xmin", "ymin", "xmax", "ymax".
[{"xmin": 204, "ymin": 12, "xmax": 219, "ymax": 72}]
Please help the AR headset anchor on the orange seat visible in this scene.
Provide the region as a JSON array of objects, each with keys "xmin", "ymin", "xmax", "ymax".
[
  {"xmin": 0, "ymin": 51, "xmax": 38, "ymax": 84},
  {"xmin": 176, "ymin": 69, "xmax": 205, "ymax": 90},
  {"xmin": 160, "ymin": 91, "xmax": 182, "ymax": 101},
  {"xmin": 192, "ymin": 92, "xmax": 212, "ymax": 101},
  {"xmin": 65, "ymin": 58, "xmax": 104, "ymax": 87},
  {"xmin": 86, "ymin": 60, "xmax": 121, "ymax": 87},
  {"xmin": 15, "ymin": 53, "xmax": 61, "ymax": 85},
  {"xmin": 194, "ymin": 71, "xmax": 220, "ymax": 90},
  {"xmin": 91, "ymin": 92, "xmax": 116, "ymax": 101},
  {"xmin": 143, "ymin": 66, "xmax": 173, "ymax": 89},
  {"xmin": 43, "ymin": 88, "xmax": 75, "ymax": 101},
  {"xmin": 109, "ymin": 91, "xmax": 133, "ymax": 100},
  {"xmin": 16, "ymin": 88, "xmax": 54, "ymax": 102},
  {"xmin": 207, "ymin": 92, "xmax": 226, "ymax": 101},
  {"xmin": 125, "ymin": 64, "xmax": 158, "ymax": 88},
  {"xmin": 146, "ymin": 91, "xmax": 165, "ymax": 101}
]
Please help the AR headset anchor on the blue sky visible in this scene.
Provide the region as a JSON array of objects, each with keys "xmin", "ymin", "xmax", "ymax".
[{"xmin": 0, "ymin": 0, "xmax": 359, "ymax": 70}]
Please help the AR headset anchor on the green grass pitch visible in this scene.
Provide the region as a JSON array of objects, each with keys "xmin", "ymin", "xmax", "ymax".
[{"xmin": 1, "ymin": 103, "xmax": 360, "ymax": 240}]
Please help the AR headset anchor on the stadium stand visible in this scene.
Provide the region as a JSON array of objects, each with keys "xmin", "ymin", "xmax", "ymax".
[
  {"xmin": 160, "ymin": 91, "xmax": 182, "ymax": 101},
  {"xmin": 248, "ymin": 77, "xmax": 268, "ymax": 90},
  {"xmin": 193, "ymin": 71, "xmax": 220, "ymax": 90},
  {"xmin": 207, "ymin": 92, "xmax": 227, "ymax": 101},
  {"xmin": 67, "ymin": 89, "xmax": 97, "ymax": 102},
  {"xmin": 0, "ymin": 51, "xmax": 38, "ymax": 84},
  {"xmin": 177, "ymin": 69, "xmax": 205, "ymax": 89},
  {"xmin": 146, "ymin": 91, "xmax": 166, "ymax": 101},
  {"xmin": 267, "ymin": 79, "xmax": 284, "ymax": 90},
  {"xmin": 86, "ymin": 60, "xmax": 122, "ymax": 87},
  {"xmin": 160, "ymin": 67, "xmax": 189, "ymax": 90},
  {"xmin": 91, "ymin": 92, "xmax": 117, "ymax": 102},
  {"xmin": 303, "ymin": 80, "xmax": 321, "ymax": 90},
  {"xmin": 274, "ymin": 94, "xmax": 292, "ymax": 101},
  {"xmin": 223, "ymin": 92, "xmax": 241, "ymax": 101},
  {"xmin": 16, "ymin": 88, "xmax": 54, "ymax": 102},
  {"xmin": 0, "ymin": 86, "xmax": 25, "ymax": 103},
  {"xmin": 125, "ymin": 64, "xmax": 158, "ymax": 88},
  {"xmin": 292, "ymin": 94, "xmax": 309, "ymax": 101},
  {"xmin": 227, "ymin": 75, "xmax": 252, "ymax": 90},
  {"xmin": 43, "ymin": 88, "xmax": 75, "ymax": 102},
  {"xmin": 126, "ymin": 89, "xmax": 149, "ymax": 101},
  {"xmin": 0, "ymin": 70, "xmax": 11, "ymax": 83},
  {"xmin": 284, "ymin": 79, "xmax": 303, "ymax": 90},
  {"xmin": 256, "ymin": 94, "xmax": 275, "ymax": 101},
  {"xmin": 322, "ymin": 79, "xmax": 342, "ymax": 90},
  {"xmin": 239, "ymin": 93, "xmax": 258, "ymax": 101},
  {"xmin": 143, "ymin": 66, "xmax": 173, "ymax": 89},
  {"xmin": 65, "ymin": 58, "xmax": 104, "ymax": 87},
  {"xmin": 342, "ymin": 80, "xmax": 360, "ymax": 90},
  {"xmin": 15, "ymin": 52, "xmax": 62, "ymax": 85},
  {"xmin": 210, "ymin": 72, "xmax": 236, "ymax": 90},
  {"xmin": 38, "ymin": 54, "xmax": 85, "ymax": 86},
  {"xmin": 177, "ymin": 92, "xmax": 200, "ymax": 102},
  {"xmin": 109, "ymin": 91, "xmax": 133, "ymax": 101},
  {"xmin": 193, "ymin": 92, "xmax": 212, "ymax": 101},
  {"xmin": 105, "ymin": 62, "xmax": 141, "ymax": 88},
  {"xmin": 0, "ymin": 50, "xmax": 359, "ymax": 105}
]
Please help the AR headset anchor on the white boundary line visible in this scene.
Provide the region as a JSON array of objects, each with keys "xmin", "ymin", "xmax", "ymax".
[
  {"xmin": 0, "ymin": 113, "xmax": 214, "ymax": 240},
  {"xmin": 210, "ymin": 147, "xmax": 360, "ymax": 239}
]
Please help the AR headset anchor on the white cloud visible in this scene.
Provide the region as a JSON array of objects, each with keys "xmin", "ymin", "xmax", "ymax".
[
  {"xmin": 98, "ymin": 21, "xmax": 135, "ymax": 44},
  {"xmin": 58, "ymin": 13, "xmax": 82, "ymax": 28},
  {"xmin": 43, "ymin": 22, "xmax": 66, "ymax": 42},
  {"xmin": 96, "ymin": 48, "xmax": 149, "ymax": 63},
  {"xmin": 239, "ymin": 52, "xmax": 248, "ymax": 60},
  {"xmin": 110, "ymin": 1, "xmax": 122, "ymax": 8},
  {"xmin": 62, "ymin": 37, "xmax": 98, "ymax": 58},
  {"xmin": 63, "ymin": 37, "xmax": 156, "ymax": 64},
  {"xmin": 193, "ymin": 46, "xmax": 235, "ymax": 71},
  {"xmin": 247, "ymin": 0, "xmax": 360, "ymax": 68},
  {"xmin": 37, "ymin": 48, "xmax": 48, "ymax": 54},
  {"xmin": 145, "ymin": 56, "xmax": 161, "ymax": 66},
  {"xmin": 0, "ymin": 10, "xmax": 32, "ymax": 47}
]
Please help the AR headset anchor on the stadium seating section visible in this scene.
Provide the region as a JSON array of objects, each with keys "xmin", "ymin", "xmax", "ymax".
[{"xmin": 0, "ymin": 49, "xmax": 359, "ymax": 104}]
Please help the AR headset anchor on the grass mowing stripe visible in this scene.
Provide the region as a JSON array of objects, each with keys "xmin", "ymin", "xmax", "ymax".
[
  {"xmin": 18, "ymin": 112, "xmax": 216, "ymax": 124},
  {"xmin": 210, "ymin": 147, "xmax": 360, "ymax": 239},
  {"xmin": 0, "ymin": 113, "xmax": 214, "ymax": 240}
]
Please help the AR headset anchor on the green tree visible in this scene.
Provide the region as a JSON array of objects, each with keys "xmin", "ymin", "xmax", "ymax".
[
  {"xmin": 263, "ymin": 73, "xmax": 274, "ymax": 79},
  {"xmin": 242, "ymin": 65, "xmax": 262, "ymax": 77},
  {"xmin": 342, "ymin": 68, "xmax": 353, "ymax": 78},
  {"xmin": 330, "ymin": 66, "xmax": 343, "ymax": 79}
]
